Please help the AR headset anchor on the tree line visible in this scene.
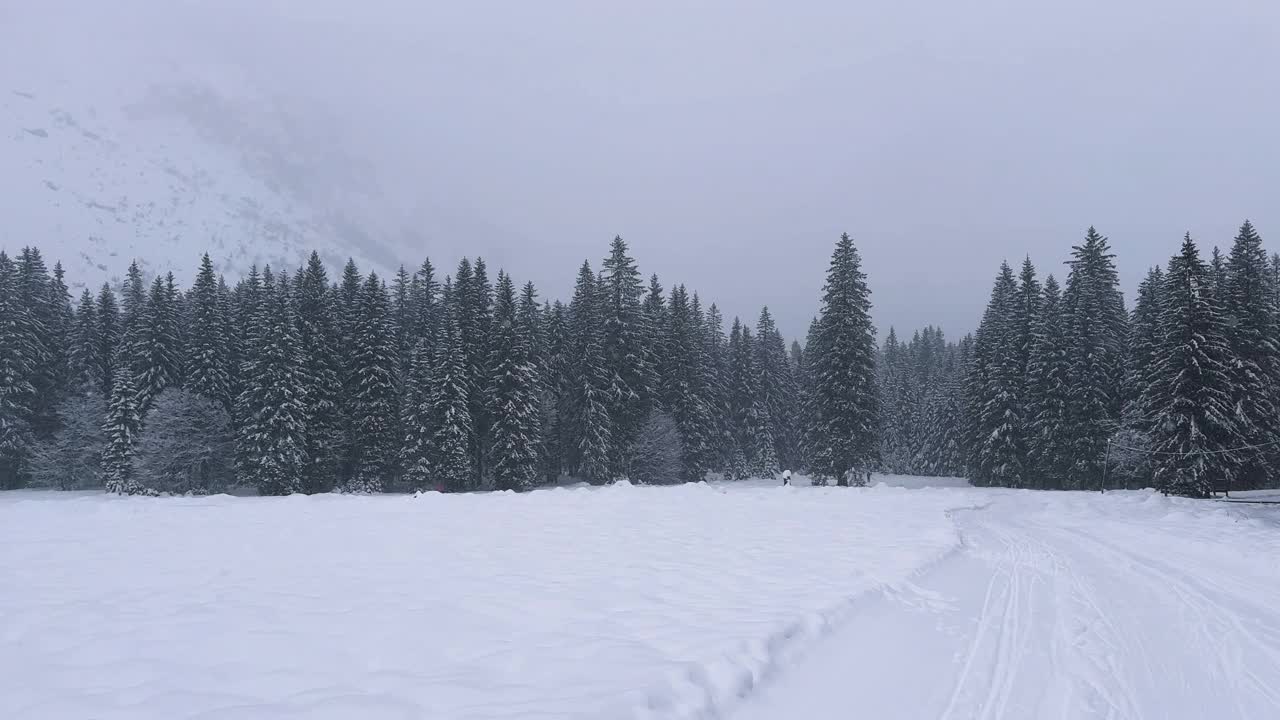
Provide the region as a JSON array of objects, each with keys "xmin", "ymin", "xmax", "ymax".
[
  {"xmin": 876, "ymin": 222, "xmax": 1280, "ymax": 498},
  {"xmin": 0, "ymin": 234, "xmax": 880, "ymax": 494}
]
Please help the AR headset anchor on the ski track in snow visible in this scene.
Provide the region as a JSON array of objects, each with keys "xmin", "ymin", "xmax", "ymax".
[
  {"xmin": 733, "ymin": 490, "xmax": 1280, "ymax": 720},
  {"xmin": 3, "ymin": 480, "xmax": 1279, "ymax": 719}
]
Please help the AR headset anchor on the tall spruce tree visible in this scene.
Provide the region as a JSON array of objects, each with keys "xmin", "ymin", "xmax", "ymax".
[
  {"xmin": 755, "ymin": 307, "xmax": 798, "ymax": 470},
  {"xmin": 400, "ymin": 336, "xmax": 436, "ymax": 492},
  {"xmin": 1222, "ymin": 220, "xmax": 1280, "ymax": 488},
  {"xmin": 809, "ymin": 233, "xmax": 880, "ymax": 485},
  {"xmin": 235, "ymin": 272, "xmax": 309, "ymax": 496},
  {"xmin": 566, "ymin": 260, "xmax": 613, "ymax": 484},
  {"xmin": 1144, "ymin": 233, "xmax": 1240, "ymax": 498},
  {"xmin": 346, "ymin": 273, "xmax": 401, "ymax": 493},
  {"xmin": 1061, "ymin": 227, "xmax": 1129, "ymax": 488},
  {"xmin": 186, "ymin": 254, "xmax": 233, "ymax": 411},
  {"xmin": 486, "ymin": 272, "xmax": 543, "ymax": 491},
  {"xmin": 133, "ymin": 275, "xmax": 182, "ymax": 416},
  {"xmin": 0, "ymin": 252, "xmax": 42, "ymax": 487},
  {"xmin": 968, "ymin": 262, "xmax": 1026, "ymax": 487},
  {"xmin": 102, "ymin": 369, "xmax": 144, "ymax": 495},
  {"xmin": 95, "ymin": 284, "xmax": 120, "ymax": 397},
  {"xmin": 429, "ymin": 291, "xmax": 475, "ymax": 492},
  {"xmin": 600, "ymin": 236, "xmax": 650, "ymax": 476},
  {"xmin": 295, "ymin": 252, "xmax": 342, "ymax": 493},
  {"xmin": 70, "ymin": 289, "xmax": 103, "ymax": 392},
  {"xmin": 1026, "ymin": 275, "xmax": 1072, "ymax": 488}
]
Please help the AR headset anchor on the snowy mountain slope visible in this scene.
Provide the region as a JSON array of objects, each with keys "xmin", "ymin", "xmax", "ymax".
[{"xmin": 0, "ymin": 51, "xmax": 408, "ymax": 290}]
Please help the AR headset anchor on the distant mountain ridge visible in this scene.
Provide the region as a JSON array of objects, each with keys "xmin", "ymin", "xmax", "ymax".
[{"xmin": 1, "ymin": 76, "xmax": 405, "ymax": 290}]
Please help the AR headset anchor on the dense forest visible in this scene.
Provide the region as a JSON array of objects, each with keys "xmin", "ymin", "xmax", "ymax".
[
  {"xmin": 877, "ymin": 222, "xmax": 1280, "ymax": 497},
  {"xmin": 0, "ymin": 234, "xmax": 876, "ymax": 495},
  {"xmin": 1, "ymin": 224, "xmax": 1275, "ymax": 499}
]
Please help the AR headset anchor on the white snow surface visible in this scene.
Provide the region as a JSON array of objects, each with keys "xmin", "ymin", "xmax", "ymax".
[{"xmin": 2, "ymin": 478, "xmax": 1279, "ymax": 720}]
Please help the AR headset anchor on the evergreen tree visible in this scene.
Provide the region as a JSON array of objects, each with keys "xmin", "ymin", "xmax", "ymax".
[
  {"xmin": 295, "ymin": 252, "xmax": 342, "ymax": 493},
  {"xmin": 1026, "ymin": 275, "xmax": 1072, "ymax": 488},
  {"xmin": 541, "ymin": 300, "xmax": 570, "ymax": 484},
  {"xmin": 1061, "ymin": 227, "xmax": 1129, "ymax": 487},
  {"xmin": 235, "ymin": 272, "xmax": 309, "ymax": 496},
  {"xmin": 755, "ymin": 307, "xmax": 799, "ymax": 470},
  {"xmin": 808, "ymin": 233, "xmax": 880, "ymax": 486},
  {"xmin": 702, "ymin": 302, "xmax": 732, "ymax": 472},
  {"xmin": 69, "ymin": 289, "xmax": 103, "ymax": 392},
  {"xmin": 600, "ymin": 236, "xmax": 651, "ymax": 476},
  {"xmin": 102, "ymin": 369, "xmax": 144, "ymax": 495},
  {"xmin": 400, "ymin": 336, "xmax": 436, "ymax": 492},
  {"xmin": 346, "ymin": 273, "xmax": 401, "ymax": 493},
  {"xmin": 118, "ymin": 260, "xmax": 147, "ymax": 373},
  {"xmin": 95, "ymin": 284, "xmax": 120, "ymax": 397},
  {"xmin": 486, "ymin": 272, "xmax": 543, "ymax": 491},
  {"xmin": 133, "ymin": 275, "xmax": 182, "ymax": 416},
  {"xmin": 662, "ymin": 286, "xmax": 718, "ymax": 481},
  {"xmin": 631, "ymin": 410, "xmax": 684, "ymax": 485},
  {"xmin": 16, "ymin": 248, "xmax": 61, "ymax": 446},
  {"xmin": 566, "ymin": 260, "xmax": 613, "ymax": 484},
  {"xmin": 968, "ymin": 262, "xmax": 1025, "ymax": 487},
  {"xmin": 186, "ymin": 254, "xmax": 233, "ymax": 411},
  {"xmin": 1222, "ymin": 220, "xmax": 1280, "ymax": 488},
  {"xmin": 0, "ymin": 252, "xmax": 42, "ymax": 488},
  {"xmin": 1144, "ymin": 233, "xmax": 1240, "ymax": 498},
  {"xmin": 428, "ymin": 294, "xmax": 475, "ymax": 492}
]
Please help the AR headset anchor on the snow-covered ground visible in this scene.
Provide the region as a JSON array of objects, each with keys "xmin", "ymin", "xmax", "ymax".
[{"xmin": 2, "ymin": 479, "xmax": 1278, "ymax": 720}]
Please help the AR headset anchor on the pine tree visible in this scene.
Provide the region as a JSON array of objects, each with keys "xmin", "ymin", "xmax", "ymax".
[
  {"xmin": 600, "ymin": 236, "xmax": 652, "ymax": 476},
  {"xmin": 541, "ymin": 299, "xmax": 570, "ymax": 484},
  {"xmin": 1144, "ymin": 233, "xmax": 1240, "ymax": 498},
  {"xmin": 133, "ymin": 275, "xmax": 182, "ymax": 416},
  {"xmin": 186, "ymin": 254, "xmax": 233, "ymax": 411},
  {"xmin": 345, "ymin": 273, "xmax": 400, "ymax": 493},
  {"xmin": 295, "ymin": 252, "xmax": 342, "ymax": 493},
  {"xmin": 566, "ymin": 260, "xmax": 613, "ymax": 484},
  {"xmin": 809, "ymin": 233, "xmax": 880, "ymax": 486},
  {"xmin": 102, "ymin": 369, "xmax": 144, "ymax": 495},
  {"xmin": 16, "ymin": 249, "xmax": 60, "ymax": 447},
  {"xmin": 95, "ymin": 284, "xmax": 120, "ymax": 397},
  {"xmin": 968, "ymin": 262, "xmax": 1025, "ymax": 487},
  {"xmin": 0, "ymin": 252, "xmax": 42, "ymax": 488},
  {"xmin": 662, "ymin": 286, "xmax": 717, "ymax": 482},
  {"xmin": 702, "ymin": 303, "xmax": 732, "ymax": 473},
  {"xmin": 411, "ymin": 258, "xmax": 441, "ymax": 352},
  {"xmin": 118, "ymin": 260, "xmax": 147, "ymax": 374},
  {"xmin": 1026, "ymin": 275, "xmax": 1072, "ymax": 488},
  {"xmin": 1061, "ymin": 227, "xmax": 1129, "ymax": 488},
  {"xmin": 69, "ymin": 289, "xmax": 103, "ymax": 392},
  {"xmin": 756, "ymin": 307, "xmax": 799, "ymax": 470},
  {"xmin": 235, "ymin": 272, "xmax": 309, "ymax": 496},
  {"xmin": 400, "ymin": 337, "xmax": 436, "ymax": 491},
  {"xmin": 486, "ymin": 272, "xmax": 543, "ymax": 491},
  {"xmin": 1222, "ymin": 220, "xmax": 1280, "ymax": 488},
  {"xmin": 428, "ymin": 294, "xmax": 475, "ymax": 493}
]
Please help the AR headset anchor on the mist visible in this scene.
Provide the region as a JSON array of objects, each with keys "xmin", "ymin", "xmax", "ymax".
[{"xmin": 4, "ymin": 0, "xmax": 1278, "ymax": 340}]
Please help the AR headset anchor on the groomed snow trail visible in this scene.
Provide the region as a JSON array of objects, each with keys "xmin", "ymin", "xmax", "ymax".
[{"xmin": 733, "ymin": 491, "xmax": 1280, "ymax": 720}]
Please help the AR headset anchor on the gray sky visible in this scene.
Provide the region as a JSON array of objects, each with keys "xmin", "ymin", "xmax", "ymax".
[{"xmin": 7, "ymin": 0, "xmax": 1279, "ymax": 341}]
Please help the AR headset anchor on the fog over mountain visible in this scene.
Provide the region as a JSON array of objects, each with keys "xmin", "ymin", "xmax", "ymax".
[{"xmin": 3, "ymin": 0, "xmax": 1277, "ymax": 339}]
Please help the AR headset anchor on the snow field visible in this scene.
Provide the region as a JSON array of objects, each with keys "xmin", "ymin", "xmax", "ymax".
[
  {"xmin": 0, "ymin": 481, "xmax": 964, "ymax": 720},
  {"xmin": 735, "ymin": 489, "xmax": 1280, "ymax": 720}
]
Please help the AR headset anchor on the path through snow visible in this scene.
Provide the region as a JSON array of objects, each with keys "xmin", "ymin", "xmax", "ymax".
[{"xmin": 733, "ymin": 491, "xmax": 1280, "ymax": 720}]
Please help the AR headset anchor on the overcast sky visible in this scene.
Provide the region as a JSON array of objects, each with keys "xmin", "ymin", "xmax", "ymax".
[{"xmin": 7, "ymin": 1, "xmax": 1279, "ymax": 341}]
